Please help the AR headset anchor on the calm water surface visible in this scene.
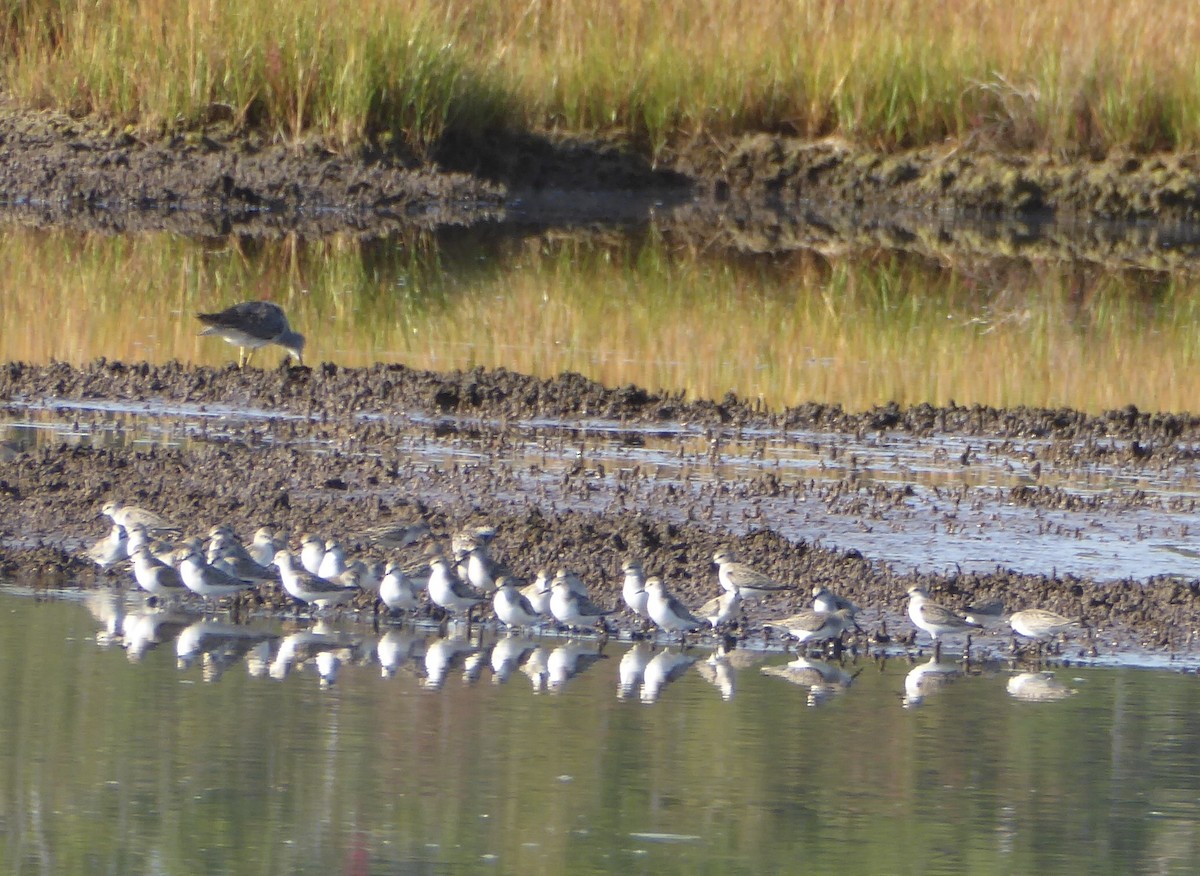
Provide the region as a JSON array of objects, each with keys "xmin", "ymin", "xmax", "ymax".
[
  {"xmin": 3, "ymin": 224, "xmax": 1200, "ymax": 411},
  {"xmin": 1, "ymin": 591, "xmax": 1198, "ymax": 875}
]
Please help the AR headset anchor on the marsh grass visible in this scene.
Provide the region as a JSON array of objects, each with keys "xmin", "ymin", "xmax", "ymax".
[
  {"xmin": 3, "ymin": 1, "xmax": 1200, "ymax": 156},
  {"xmin": 2, "ymin": 228, "xmax": 1200, "ymax": 414}
]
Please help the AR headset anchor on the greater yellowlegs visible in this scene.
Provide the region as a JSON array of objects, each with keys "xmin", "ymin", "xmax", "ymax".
[{"xmin": 196, "ymin": 300, "xmax": 305, "ymax": 367}]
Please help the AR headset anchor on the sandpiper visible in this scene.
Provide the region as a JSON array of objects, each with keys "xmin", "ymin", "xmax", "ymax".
[
  {"xmin": 621, "ymin": 559, "xmax": 651, "ymax": 621},
  {"xmin": 299, "ymin": 534, "xmax": 326, "ymax": 576},
  {"xmin": 272, "ymin": 550, "xmax": 357, "ymax": 610},
  {"xmin": 179, "ymin": 546, "xmax": 255, "ymax": 606},
  {"xmin": 812, "ymin": 585, "xmax": 860, "ymax": 617},
  {"xmin": 1009, "ymin": 608, "xmax": 1082, "ymax": 642},
  {"xmin": 494, "ymin": 576, "xmax": 541, "ymax": 630},
  {"xmin": 764, "ymin": 607, "xmax": 852, "ymax": 650},
  {"xmin": 248, "ymin": 527, "xmax": 283, "ymax": 568},
  {"xmin": 521, "ymin": 570, "xmax": 553, "ymax": 616},
  {"xmin": 465, "ymin": 541, "xmax": 505, "ymax": 594},
  {"xmin": 645, "ymin": 576, "xmax": 704, "ymax": 638},
  {"xmin": 427, "ymin": 555, "xmax": 486, "ymax": 617},
  {"xmin": 379, "ymin": 560, "xmax": 420, "ymax": 613},
  {"xmin": 712, "ymin": 549, "xmax": 788, "ymax": 599},
  {"xmin": 554, "ymin": 568, "xmax": 591, "ymax": 598},
  {"xmin": 317, "ymin": 539, "xmax": 347, "ymax": 581},
  {"xmin": 130, "ymin": 544, "xmax": 188, "ymax": 599},
  {"xmin": 196, "ymin": 300, "xmax": 305, "ymax": 367},
  {"xmin": 86, "ymin": 523, "xmax": 129, "ymax": 568},
  {"xmin": 101, "ymin": 500, "xmax": 178, "ymax": 536},
  {"xmin": 209, "ymin": 544, "xmax": 276, "ymax": 584},
  {"xmin": 963, "ymin": 597, "xmax": 1007, "ymax": 629},
  {"xmin": 906, "ymin": 587, "xmax": 981, "ymax": 652},
  {"xmin": 696, "ymin": 587, "xmax": 742, "ymax": 629},
  {"xmin": 549, "ymin": 578, "xmax": 613, "ymax": 630}
]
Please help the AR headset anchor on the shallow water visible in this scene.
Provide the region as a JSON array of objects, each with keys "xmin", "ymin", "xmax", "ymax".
[
  {"xmin": 4, "ymin": 224, "xmax": 1200, "ymax": 412},
  {"xmin": 1, "ymin": 591, "xmax": 1198, "ymax": 875},
  {"xmin": 4, "ymin": 393, "xmax": 1200, "ymax": 584}
]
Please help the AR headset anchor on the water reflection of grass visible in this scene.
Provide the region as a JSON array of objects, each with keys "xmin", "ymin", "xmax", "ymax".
[{"xmin": 3, "ymin": 228, "xmax": 1200, "ymax": 413}]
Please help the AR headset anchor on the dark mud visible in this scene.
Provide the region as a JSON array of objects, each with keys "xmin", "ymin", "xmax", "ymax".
[
  {"xmin": 2, "ymin": 360, "xmax": 1199, "ymax": 660},
  {"xmin": 6, "ymin": 108, "xmax": 1200, "ymax": 273}
]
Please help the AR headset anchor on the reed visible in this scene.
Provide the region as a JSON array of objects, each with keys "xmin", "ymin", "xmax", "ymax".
[
  {"xmin": 3, "ymin": 228, "xmax": 1200, "ymax": 413},
  {"xmin": 3, "ymin": 1, "xmax": 1199, "ymax": 157}
]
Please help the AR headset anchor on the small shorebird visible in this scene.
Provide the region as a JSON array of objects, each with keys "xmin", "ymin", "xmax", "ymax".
[
  {"xmin": 427, "ymin": 555, "xmax": 486, "ymax": 618},
  {"xmin": 764, "ymin": 608, "xmax": 852, "ymax": 650},
  {"xmin": 1009, "ymin": 608, "xmax": 1082, "ymax": 645},
  {"xmin": 130, "ymin": 544, "xmax": 188, "ymax": 599},
  {"xmin": 621, "ymin": 559, "xmax": 651, "ymax": 622},
  {"xmin": 812, "ymin": 585, "xmax": 860, "ymax": 617},
  {"xmin": 180, "ymin": 547, "xmax": 255, "ymax": 606},
  {"xmin": 493, "ymin": 576, "xmax": 541, "ymax": 631},
  {"xmin": 464, "ymin": 540, "xmax": 506, "ymax": 594},
  {"xmin": 299, "ymin": 534, "xmax": 326, "ymax": 576},
  {"xmin": 272, "ymin": 550, "xmax": 357, "ymax": 610},
  {"xmin": 101, "ymin": 500, "xmax": 178, "ymax": 536},
  {"xmin": 379, "ymin": 560, "xmax": 420, "ymax": 613},
  {"xmin": 86, "ymin": 523, "xmax": 129, "ymax": 568},
  {"xmin": 248, "ymin": 527, "xmax": 283, "ymax": 568},
  {"xmin": 645, "ymin": 576, "xmax": 704, "ymax": 638},
  {"xmin": 963, "ymin": 597, "xmax": 1007, "ymax": 629},
  {"xmin": 696, "ymin": 586, "xmax": 742, "ymax": 629},
  {"xmin": 317, "ymin": 539, "xmax": 347, "ymax": 580},
  {"xmin": 553, "ymin": 568, "xmax": 591, "ymax": 598},
  {"xmin": 195, "ymin": 300, "xmax": 305, "ymax": 367},
  {"xmin": 712, "ymin": 549, "xmax": 788, "ymax": 599},
  {"xmin": 906, "ymin": 586, "xmax": 981, "ymax": 655},
  {"xmin": 521, "ymin": 570, "xmax": 553, "ymax": 616},
  {"xmin": 549, "ymin": 577, "xmax": 612, "ymax": 630}
]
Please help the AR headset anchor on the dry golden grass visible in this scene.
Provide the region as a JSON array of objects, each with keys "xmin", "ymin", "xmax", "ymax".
[
  {"xmin": 2, "ymin": 229, "xmax": 1200, "ymax": 413},
  {"xmin": 3, "ymin": 1, "xmax": 1199, "ymax": 155}
]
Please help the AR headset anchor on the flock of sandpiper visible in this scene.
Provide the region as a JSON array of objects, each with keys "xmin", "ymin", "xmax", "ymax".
[{"xmin": 85, "ymin": 498, "xmax": 1086, "ymax": 658}]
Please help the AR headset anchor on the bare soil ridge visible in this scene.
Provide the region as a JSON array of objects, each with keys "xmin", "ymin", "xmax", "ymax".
[
  {"xmin": 1, "ymin": 360, "xmax": 1197, "ymax": 654},
  {"xmin": 5, "ymin": 110, "xmax": 1200, "ymax": 247}
]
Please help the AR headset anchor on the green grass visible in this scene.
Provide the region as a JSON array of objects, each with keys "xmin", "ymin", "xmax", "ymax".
[{"xmin": 3, "ymin": 1, "xmax": 1200, "ymax": 159}]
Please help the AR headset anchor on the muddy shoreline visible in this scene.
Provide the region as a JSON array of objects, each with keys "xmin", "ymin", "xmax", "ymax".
[
  {"xmin": 1, "ymin": 360, "xmax": 1198, "ymax": 662},
  {"xmin": 5, "ymin": 109, "xmax": 1200, "ymax": 272}
]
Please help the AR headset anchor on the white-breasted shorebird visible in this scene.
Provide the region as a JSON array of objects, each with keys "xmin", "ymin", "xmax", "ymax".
[
  {"xmin": 645, "ymin": 577, "xmax": 704, "ymax": 637},
  {"xmin": 906, "ymin": 587, "xmax": 981, "ymax": 653},
  {"xmin": 712, "ymin": 549, "xmax": 788, "ymax": 599},
  {"xmin": 196, "ymin": 300, "xmax": 305, "ymax": 367}
]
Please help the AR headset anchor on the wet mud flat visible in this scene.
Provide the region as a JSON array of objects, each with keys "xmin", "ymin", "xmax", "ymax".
[
  {"xmin": 7, "ymin": 109, "xmax": 1200, "ymax": 275},
  {"xmin": 2, "ymin": 360, "xmax": 1199, "ymax": 666}
]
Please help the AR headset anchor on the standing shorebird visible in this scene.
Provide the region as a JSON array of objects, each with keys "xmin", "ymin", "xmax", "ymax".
[
  {"xmin": 712, "ymin": 550, "xmax": 788, "ymax": 600},
  {"xmin": 493, "ymin": 576, "xmax": 541, "ymax": 631},
  {"xmin": 195, "ymin": 300, "xmax": 305, "ymax": 367},
  {"xmin": 763, "ymin": 608, "xmax": 853, "ymax": 651},
  {"xmin": 621, "ymin": 559, "xmax": 652, "ymax": 623},
  {"xmin": 906, "ymin": 586, "xmax": 981, "ymax": 657},
  {"xmin": 645, "ymin": 577, "xmax": 705, "ymax": 640},
  {"xmin": 1009, "ymin": 608, "xmax": 1083, "ymax": 656}
]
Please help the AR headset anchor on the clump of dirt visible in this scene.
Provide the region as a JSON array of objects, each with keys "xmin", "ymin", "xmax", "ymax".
[{"xmin": 2, "ymin": 360, "xmax": 1199, "ymax": 657}]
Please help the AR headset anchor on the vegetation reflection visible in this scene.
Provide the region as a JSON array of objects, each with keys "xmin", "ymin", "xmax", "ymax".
[{"xmin": 3, "ymin": 226, "xmax": 1200, "ymax": 412}]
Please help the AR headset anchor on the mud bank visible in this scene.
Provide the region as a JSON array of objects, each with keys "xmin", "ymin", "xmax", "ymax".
[
  {"xmin": 2, "ymin": 360, "xmax": 1198, "ymax": 659},
  {"xmin": 6, "ymin": 108, "xmax": 1200, "ymax": 260}
]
